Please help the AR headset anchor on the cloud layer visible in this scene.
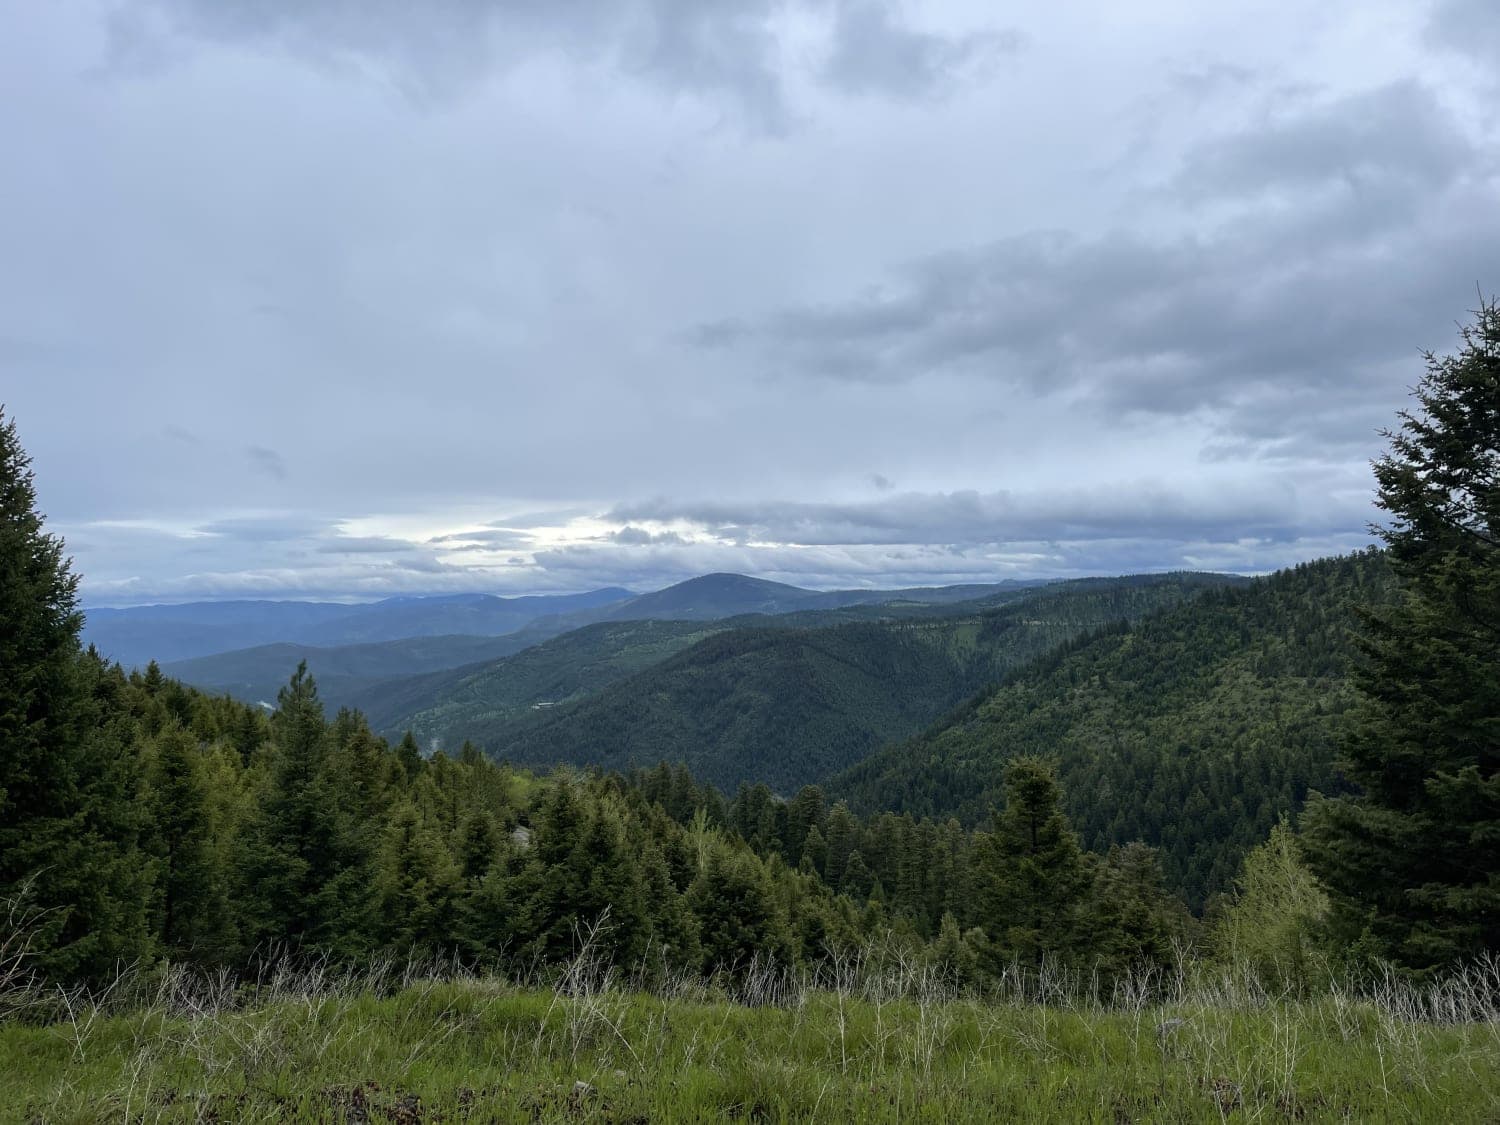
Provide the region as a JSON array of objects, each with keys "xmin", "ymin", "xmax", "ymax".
[{"xmin": 3, "ymin": 0, "xmax": 1496, "ymax": 602}]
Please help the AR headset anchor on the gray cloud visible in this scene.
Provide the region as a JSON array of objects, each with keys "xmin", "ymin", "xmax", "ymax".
[
  {"xmin": 197, "ymin": 515, "xmax": 328, "ymax": 541},
  {"xmin": 1174, "ymin": 81, "xmax": 1474, "ymax": 201},
  {"xmin": 1427, "ymin": 0, "xmax": 1500, "ymax": 71},
  {"xmin": 820, "ymin": 1, "xmax": 1020, "ymax": 99},
  {"xmin": 110, "ymin": 0, "xmax": 1003, "ymax": 127},
  {"xmin": 245, "ymin": 445, "xmax": 287, "ymax": 480},
  {"xmin": 1167, "ymin": 62, "xmax": 1257, "ymax": 100},
  {"xmin": 109, "ymin": 0, "xmax": 789, "ymax": 126},
  {"xmin": 426, "ymin": 528, "xmax": 538, "ymax": 550},
  {"xmin": 316, "ymin": 535, "xmax": 417, "ymax": 554},
  {"xmin": 608, "ymin": 525, "xmax": 691, "ymax": 546},
  {"xmin": 608, "ymin": 478, "xmax": 1369, "ymax": 549},
  {"xmin": 695, "ymin": 80, "xmax": 1499, "ymax": 456}
]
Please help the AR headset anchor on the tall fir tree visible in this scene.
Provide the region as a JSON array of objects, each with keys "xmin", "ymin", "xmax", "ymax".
[
  {"xmin": 975, "ymin": 757, "xmax": 1088, "ymax": 966},
  {"xmin": 236, "ymin": 663, "xmax": 374, "ymax": 958},
  {"xmin": 375, "ymin": 800, "xmax": 461, "ymax": 951},
  {"xmin": 1302, "ymin": 300, "xmax": 1500, "ymax": 971},
  {"xmin": 147, "ymin": 727, "xmax": 237, "ymax": 963},
  {"xmin": 0, "ymin": 410, "xmax": 154, "ymax": 979}
]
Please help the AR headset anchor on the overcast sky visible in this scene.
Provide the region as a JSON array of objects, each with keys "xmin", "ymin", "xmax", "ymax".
[{"xmin": 4, "ymin": 0, "xmax": 1497, "ymax": 604}]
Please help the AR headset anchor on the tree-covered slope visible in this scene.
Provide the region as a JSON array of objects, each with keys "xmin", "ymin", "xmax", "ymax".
[
  {"xmin": 828, "ymin": 552, "xmax": 1396, "ymax": 904},
  {"xmin": 162, "ymin": 633, "xmax": 540, "ymax": 712},
  {"xmin": 353, "ymin": 618, "xmax": 731, "ymax": 737},
  {"xmin": 363, "ymin": 584, "xmax": 1075, "ymax": 743},
  {"xmin": 482, "ymin": 575, "xmax": 1234, "ymax": 794}
]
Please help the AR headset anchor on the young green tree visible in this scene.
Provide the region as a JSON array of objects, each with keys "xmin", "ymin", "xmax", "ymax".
[
  {"xmin": 1212, "ymin": 820, "xmax": 1330, "ymax": 991},
  {"xmin": 375, "ymin": 800, "xmax": 461, "ymax": 951},
  {"xmin": 1085, "ymin": 842, "xmax": 1192, "ymax": 980},
  {"xmin": 1302, "ymin": 299, "xmax": 1500, "ymax": 971}
]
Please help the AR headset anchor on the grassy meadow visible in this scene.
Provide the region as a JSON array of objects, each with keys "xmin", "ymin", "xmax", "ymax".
[{"xmin": 4, "ymin": 955, "xmax": 1498, "ymax": 1123}]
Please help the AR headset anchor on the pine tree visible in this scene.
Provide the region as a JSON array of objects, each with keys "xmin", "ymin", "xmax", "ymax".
[
  {"xmin": 930, "ymin": 911, "xmax": 979, "ymax": 987},
  {"xmin": 1303, "ymin": 300, "xmax": 1500, "ymax": 971},
  {"xmin": 0, "ymin": 410, "xmax": 154, "ymax": 980},
  {"xmin": 840, "ymin": 849, "xmax": 874, "ymax": 900},
  {"xmin": 236, "ymin": 663, "xmax": 373, "ymax": 957},
  {"xmin": 395, "ymin": 730, "xmax": 425, "ymax": 781},
  {"xmin": 799, "ymin": 824, "xmax": 828, "ymax": 878},
  {"xmin": 823, "ymin": 803, "xmax": 858, "ymax": 889},
  {"xmin": 375, "ymin": 800, "xmax": 461, "ymax": 951},
  {"xmin": 1085, "ymin": 842, "xmax": 1191, "ymax": 980},
  {"xmin": 688, "ymin": 851, "xmax": 791, "ymax": 977},
  {"xmin": 976, "ymin": 757, "xmax": 1088, "ymax": 966},
  {"xmin": 784, "ymin": 785, "xmax": 826, "ymax": 859},
  {"xmin": 148, "ymin": 728, "xmax": 236, "ymax": 962}
]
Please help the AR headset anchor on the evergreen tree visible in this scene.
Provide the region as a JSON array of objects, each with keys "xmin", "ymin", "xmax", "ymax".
[
  {"xmin": 375, "ymin": 800, "xmax": 461, "ymax": 951},
  {"xmin": 456, "ymin": 810, "xmax": 502, "ymax": 883},
  {"xmin": 784, "ymin": 785, "xmax": 826, "ymax": 859},
  {"xmin": 1085, "ymin": 842, "xmax": 1191, "ymax": 980},
  {"xmin": 1303, "ymin": 300, "xmax": 1500, "ymax": 971},
  {"xmin": 823, "ymin": 803, "xmax": 858, "ymax": 889},
  {"xmin": 976, "ymin": 757, "xmax": 1088, "ymax": 965},
  {"xmin": 1213, "ymin": 821, "xmax": 1329, "ymax": 991},
  {"xmin": 930, "ymin": 911, "xmax": 979, "ymax": 987},
  {"xmin": 236, "ymin": 664, "xmax": 373, "ymax": 957},
  {"xmin": 148, "ymin": 728, "xmax": 236, "ymax": 962},
  {"xmin": 639, "ymin": 839, "xmax": 700, "ymax": 973},
  {"xmin": 840, "ymin": 849, "xmax": 874, "ymax": 900},
  {"xmin": 395, "ymin": 730, "xmax": 425, "ymax": 780},
  {"xmin": 688, "ymin": 851, "xmax": 791, "ymax": 976},
  {"xmin": 799, "ymin": 824, "xmax": 828, "ymax": 878},
  {"xmin": 0, "ymin": 410, "xmax": 153, "ymax": 979}
]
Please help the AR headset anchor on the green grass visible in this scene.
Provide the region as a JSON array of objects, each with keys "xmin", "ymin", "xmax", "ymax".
[{"xmin": 5, "ymin": 966, "xmax": 1497, "ymax": 1122}]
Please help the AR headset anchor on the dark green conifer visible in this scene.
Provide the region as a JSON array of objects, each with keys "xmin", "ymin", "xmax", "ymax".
[
  {"xmin": 1303, "ymin": 300, "xmax": 1500, "ymax": 971},
  {"xmin": 148, "ymin": 728, "xmax": 236, "ymax": 962},
  {"xmin": 688, "ymin": 851, "xmax": 791, "ymax": 976},
  {"xmin": 0, "ymin": 410, "xmax": 154, "ymax": 979},
  {"xmin": 976, "ymin": 757, "xmax": 1088, "ymax": 965}
]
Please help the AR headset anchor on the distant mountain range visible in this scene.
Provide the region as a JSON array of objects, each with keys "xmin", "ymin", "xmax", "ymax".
[
  {"xmin": 86, "ymin": 572, "xmax": 1050, "ymax": 683},
  {"xmin": 82, "ymin": 588, "xmax": 635, "ymax": 667}
]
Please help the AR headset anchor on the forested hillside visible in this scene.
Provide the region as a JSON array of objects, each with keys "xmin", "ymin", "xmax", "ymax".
[
  {"xmin": 488, "ymin": 575, "xmax": 1233, "ymax": 793},
  {"xmin": 153, "ymin": 577, "xmax": 1059, "ymax": 716},
  {"xmin": 357, "ymin": 618, "xmax": 731, "ymax": 738},
  {"xmin": 161, "ymin": 632, "xmax": 538, "ymax": 712},
  {"xmin": 356, "ymin": 581, "xmax": 1094, "ymax": 743},
  {"xmin": 831, "ymin": 551, "xmax": 1396, "ymax": 903}
]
